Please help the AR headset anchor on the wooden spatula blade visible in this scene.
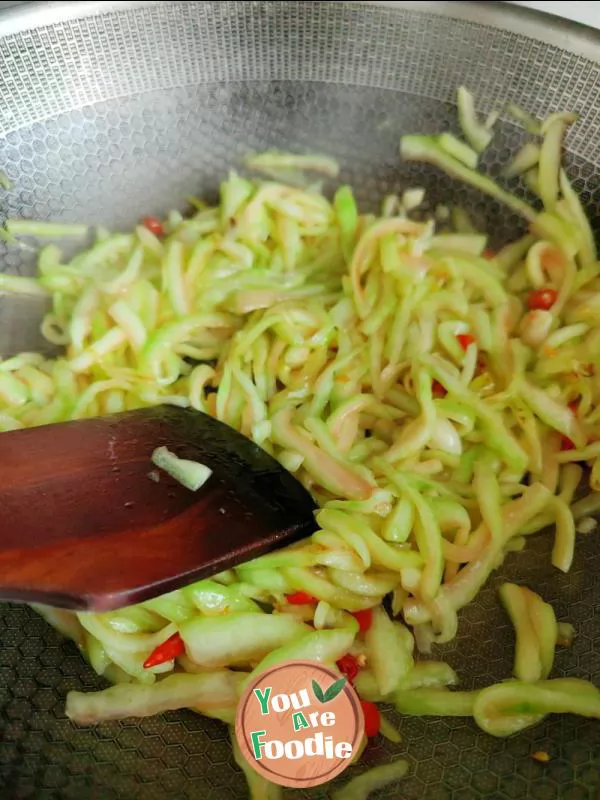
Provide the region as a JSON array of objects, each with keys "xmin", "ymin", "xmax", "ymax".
[{"xmin": 0, "ymin": 406, "xmax": 317, "ymax": 610}]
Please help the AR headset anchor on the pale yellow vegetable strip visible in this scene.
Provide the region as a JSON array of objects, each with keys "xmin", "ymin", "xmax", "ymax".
[
  {"xmin": 403, "ymin": 485, "xmax": 553, "ymax": 625},
  {"xmin": 0, "ymin": 273, "xmax": 50, "ymax": 296},
  {"xmin": 283, "ymin": 566, "xmax": 378, "ymax": 612},
  {"xmin": 551, "ymin": 496, "xmax": 576, "ymax": 573},
  {"xmin": 473, "ymin": 454, "xmax": 503, "ymax": 541},
  {"xmin": 457, "ymin": 86, "xmax": 492, "ymax": 153},
  {"xmin": 473, "ymin": 679, "xmax": 600, "ymax": 737},
  {"xmin": 69, "ymin": 328, "xmax": 127, "ymax": 372},
  {"xmin": 559, "ymin": 169, "xmax": 597, "ymax": 267},
  {"xmin": 503, "ymin": 142, "xmax": 540, "ymax": 179},
  {"xmin": 384, "ymin": 367, "xmax": 437, "ymax": 463},
  {"xmin": 499, "ymin": 583, "xmax": 543, "ymax": 682},
  {"xmin": 524, "ymin": 586, "xmax": 557, "ymax": 679},
  {"xmin": 571, "ymin": 492, "xmax": 600, "ymax": 520},
  {"xmin": 422, "ymin": 354, "xmax": 528, "ymax": 473},
  {"xmin": 317, "ymin": 509, "xmax": 423, "ymax": 574},
  {"xmin": 6, "ymin": 219, "xmax": 89, "ymax": 238},
  {"xmin": 247, "ymin": 628, "xmax": 356, "ymax": 682},
  {"xmin": 246, "ymin": 151, "xmax": 340, "ymax": 178},
  {"xmin": 520, "ymin": 463, "xmax": 581, "ymax": 536},
  {"xmin": 271, "ymin": 409, "xmax": 373, "ymax": 500},
  {"xmin": 103, "ymin": 244, "xmax": 144, "ymax": 294},
  {"xmin": 108, "ymin": 299, "xmax": 147, "ymax": 351},
  {"xmin": 538, "ymin": 113, "xmax": 577, "ymax": 211},
  {"xmin": 404, "ymin": 483, "xmax": 444, "ymax": 600},
  {"xmin": 514, "ymin": 378, "xmax": 585, "ymax": 449},
  {"xmin": 376, "ymin": 461, "xmax": 444, "ymax": 599},
  {"xmin": 328, "ymin": 568, "xmax": 398, "ymax": 597},
  {"xmin": 163, "ymin": 239, "xmax": 189, "ymax": 316},
  {"xmin": 365, "ymin": 607, "xmax": 414, "ymax": 696},
  {"xmin": 349, "ymin": 218, "xmax": 425, "ymax": 315},
  {"xmin": 318, "ymin": 510, "xmax": 372, "ymax": 570},
  {"xmin": 66, "ymin": 671, "xmax": 244, "ymax": 724},
  {"xmin": 395, "ymin": 688, "xmax": 478, "ymax": 716}
]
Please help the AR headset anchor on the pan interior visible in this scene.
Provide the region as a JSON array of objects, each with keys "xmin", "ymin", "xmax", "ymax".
[{"xmin": 0, "ymin": 3, "xmax": 598, "ymax": 798}]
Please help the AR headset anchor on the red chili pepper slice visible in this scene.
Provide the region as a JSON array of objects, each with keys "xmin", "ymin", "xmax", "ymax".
[
  {"xmin": 352, "ymin": 608, "xmax": 373, "ymax": 634},
  {"xmin": 285, "ymin": 591, "xmax": 318, "ymax": 605},
  {"xmin": 336, "ymin": 654, "xmax": 360, "ymax": 683},
  {"xmin": 560, "ymin": 435, "xmax": 576, "ymax": 452},
  {"xmin": 482, "ymin": 248, "xmax": 496, "ymax": 259},
  {"xmin": 360, "ymin": 700, "xmax": 381, "ymax": 737},
  {"xmin": 568, "ymin": 400, "xmax": 579, "ymax": 414},
  {"xmin": 143, "ymin": 632, "xmax": 185, "ymax": 669},
  {"xmin": 527, "ymin": 288, "xmax": 558, "ymax": 311},
  {"xmin": 456, "ymin": 333, "xmax": 476, "ymax": 351},
  {"xmin": 432, "ymin": 380, "xmax": 447, "ymax": 398},
  {"xmin": 141, "ymin": 216, "xmax": 165, "ymax": 237}
]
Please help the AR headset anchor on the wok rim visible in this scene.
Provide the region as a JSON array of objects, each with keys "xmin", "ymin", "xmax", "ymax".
[{"xmin": 0, "ymin": 0, "xmax": 596, "ymax": 62}]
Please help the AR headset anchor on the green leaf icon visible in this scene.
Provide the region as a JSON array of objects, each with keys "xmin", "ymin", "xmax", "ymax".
[
  {"xmin": 312, "ymin": 676, "xmax": 347, "ymax": 703},
  {"xmin": 323, "ymin": 676, "xmax": 347, "ymax": 702},
  {"xmin": 312, "ymin": 679, "xmax": 326, "ymax": 703}
]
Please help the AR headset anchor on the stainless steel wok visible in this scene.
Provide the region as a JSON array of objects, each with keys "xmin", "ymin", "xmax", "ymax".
[{"xmin": 0, "ymin": 2, "xmax": 598, "ymax": 798}]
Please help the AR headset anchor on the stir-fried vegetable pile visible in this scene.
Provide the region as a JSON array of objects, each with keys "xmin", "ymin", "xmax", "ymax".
[{"xmin": 3, "ymin": 88, "xmax": 600, "ymax": 798}]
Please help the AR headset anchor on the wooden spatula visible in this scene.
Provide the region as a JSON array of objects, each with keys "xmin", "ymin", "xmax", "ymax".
[{"xmin": 0, "ymin": 406, "xmax": 317, "ymax": 611}]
